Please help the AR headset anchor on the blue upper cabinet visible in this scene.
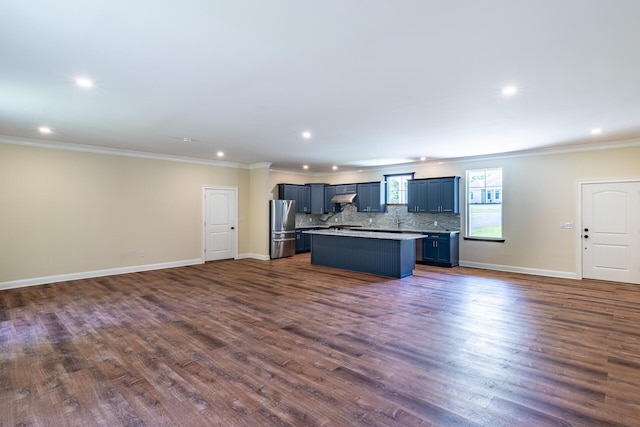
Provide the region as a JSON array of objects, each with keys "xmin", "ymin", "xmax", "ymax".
[
  {"xmin": 277, "ymin": 184, "xmax": 310, "ymax": 213},
  {"xmin": 324, "ymin": 185, "xmax": 338, "ymax": 213},
  {"xmin": 307, "ymin": 184, "xmax": 326, "ymax": 215},
  {"xmin": 298, "ymin": 185, "xmax": 311, "ymax": 213},
  {"xmin": 335, "ymin": 184, "xmax": 357, "ymax": 194},
  {"xmin": 408, "ymin": 177, "xmax": 460, "ymax": 214},
  {"xmin": 356, "ymin": 182, "xmax": 386, "ymax": 212},
  {"xmin": 427, "ymin": 177, "xmax": 460, "ymax": 213},
  {"xmin": 278, "ymin": 184, "xmax": 298, "ymax": 204},
  {"xmin": 407, "ymin": 179, "xmax": 429, "ymax": 212}
]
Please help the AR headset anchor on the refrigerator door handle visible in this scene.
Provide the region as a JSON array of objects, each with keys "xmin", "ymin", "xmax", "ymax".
[{"xmin": 272, "ymin": 238, "xmax": 296, "ymax": 242}]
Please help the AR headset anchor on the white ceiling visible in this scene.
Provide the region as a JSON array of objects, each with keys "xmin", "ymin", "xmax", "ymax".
[{"xmin": 2, "ymin": 1, "xmax": 640, "ymax": 172}]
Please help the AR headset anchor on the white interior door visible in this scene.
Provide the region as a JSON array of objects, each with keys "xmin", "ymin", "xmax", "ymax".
[
  {"xmin": 204, "ymin": 187, "xmax": 237, "ymax": 261},
  {"xmin": 581, "ymin": 181, "xmax": 640, "ymax": 284}
]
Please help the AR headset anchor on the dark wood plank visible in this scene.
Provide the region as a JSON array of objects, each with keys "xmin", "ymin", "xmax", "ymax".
[{"xmin": 1, "ymin": 254, "xmax": 640, "ymax": 426}]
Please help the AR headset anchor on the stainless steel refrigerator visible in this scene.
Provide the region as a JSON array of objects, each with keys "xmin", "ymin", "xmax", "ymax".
[{"xmin": 270, "ymin": 199, "xmax": 296, "ymax": 259}]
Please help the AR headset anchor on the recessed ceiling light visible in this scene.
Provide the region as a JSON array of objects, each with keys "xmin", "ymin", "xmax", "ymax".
[
  {"xmin": 76, "ymin": 77, "xmax": 93, "ymax": 88},
  {"xmin": 502, "ymin": 85, "xmax": 518, "ymax": 97},
  {"xmin": 332, "ymin": 165, "xmax": 338, "ymax": 170},
  {"xmin": 217, "ymin": 151, "xmax": 224, "ymax": 157},
  {"xmin": 590, "ymin": 128, "xmax": 603, "ymax": 135},
  {"xmin": 38, "ymin": 126, "xmax": 52, "ymax": 134},
  {"xmin": 302, "ymin": 165, "xmax": 309, "ymax": 170},
  {"xmin": 420, "ymin": 157, "xmax": 427, "ymax": 161},
  {"xmin": 302, "ymin": 131, "xmax": 312, "ymax": 140},
  {"xmin": 183, "ymin": 137, "xmax": 193, "ymax": 143}
]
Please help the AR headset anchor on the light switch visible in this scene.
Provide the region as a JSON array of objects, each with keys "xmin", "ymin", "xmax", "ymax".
[{"xmin": 560, "ymin": 222, "xmax": 574, "ymax": 229}]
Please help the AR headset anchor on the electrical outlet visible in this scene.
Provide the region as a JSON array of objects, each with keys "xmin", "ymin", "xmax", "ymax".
[
  {"xmin": 139, "ymin": 251, "xmax": 145, "ymax": 257},
  {"xmin": 335, "ymin": 218, "xmax": 338, "ymax": 222},
  {"xmin": 309, "ymin": 217, "xmax": 312, "ymax": 222},
  {"xmin": 369, "ymin": 218, "xmax": 372, "ymax": 224},
  {"xmin": 434, "ymin": 221, "xmax": 438, "ymax": 226}
]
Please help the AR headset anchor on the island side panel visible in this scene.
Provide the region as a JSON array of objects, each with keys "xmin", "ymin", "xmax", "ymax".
[{"xmin": 309, "ymin": 234, "xmax": 416, "ymax": 278}]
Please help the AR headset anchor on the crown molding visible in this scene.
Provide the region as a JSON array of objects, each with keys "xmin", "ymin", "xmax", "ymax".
[
  {"xmin": 269, "ymin": 138, "xmax": 640, "ymax": 176},
  {"xmin": 248, "ymin": 162, "xmax": 272, "ymax": 169},
  {"xmin": 4, "ymin": 134, "xmax": 639, "ymax": 175},
  {"xmin": 0, "ymin": 135, "xmax": 251, "ymax": 169},
  {"xmin": 438, "ymin": 137, "xmax": 640, "ymax": 165}
]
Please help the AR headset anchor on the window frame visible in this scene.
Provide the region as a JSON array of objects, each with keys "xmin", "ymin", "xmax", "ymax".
[
  {"xmin": 384, "ymin": 172, "xmax": 415, "ymax": 205},
  {"xmin": 465, "ymin": 168, "xmax": 504, "ymax": 241}
]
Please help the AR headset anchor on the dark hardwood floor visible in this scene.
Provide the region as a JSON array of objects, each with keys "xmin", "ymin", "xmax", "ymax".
[{"xmin": 1, "ymin": 254, "xmax": 640, "ymax": 426}]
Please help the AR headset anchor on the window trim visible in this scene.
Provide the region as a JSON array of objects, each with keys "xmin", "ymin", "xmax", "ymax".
[
  {"xmin": 384, "ymin": 172, "xmax": 415, "ymax": 205},
  {"xmin": 465, "ymin": 168, "xmax": 503, "ymax": 240},
  {"xmin": 463, "ymin": 236, "xmax": 506, "ymax": 242}
]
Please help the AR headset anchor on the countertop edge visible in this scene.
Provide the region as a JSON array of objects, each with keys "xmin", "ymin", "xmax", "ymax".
[
  {"xmin": 296, "ymin": 226, "xmax": 460, "ymax": 234},
  {"xmin": 302, "ymin": 229, "xmax": 427, "ymax": 240}
]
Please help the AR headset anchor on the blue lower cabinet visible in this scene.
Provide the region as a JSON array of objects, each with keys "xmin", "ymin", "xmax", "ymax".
[
  {"xmin": 420, "ymin": 233, "xmax": 459, "ymax": 267},
  {"xmin": 295, "ymin": 230, "xmax": 312, "ymax": 253}
]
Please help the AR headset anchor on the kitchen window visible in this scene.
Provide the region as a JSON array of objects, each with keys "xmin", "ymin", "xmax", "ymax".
[
  {"xmin": 466, "ymin": 168, "xmax": 503, "ymax": 239},
  {"xmin": 385, "ymin": 173, "xmax": 414, "ymax": 204}
]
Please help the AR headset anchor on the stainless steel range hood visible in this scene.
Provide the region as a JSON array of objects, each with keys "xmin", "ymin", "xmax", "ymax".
[{"xmin": 330, "ymin": 193, "xmax": 357, "ymax": 204}]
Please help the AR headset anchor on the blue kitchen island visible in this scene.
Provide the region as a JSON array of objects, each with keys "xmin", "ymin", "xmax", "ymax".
[{"xmin": 302, "ymin": 229, "xmax": 426, "ymax": 278}]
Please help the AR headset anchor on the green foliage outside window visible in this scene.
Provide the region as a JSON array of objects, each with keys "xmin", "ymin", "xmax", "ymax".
[{"xmin": 385, "ymin": 173, "xmax": 413, "ymax": 204}]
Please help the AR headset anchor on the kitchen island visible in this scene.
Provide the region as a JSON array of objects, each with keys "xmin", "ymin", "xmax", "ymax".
[{"xmin": 302, "ymin": 229, "xmax": 426, "ymax": 278}]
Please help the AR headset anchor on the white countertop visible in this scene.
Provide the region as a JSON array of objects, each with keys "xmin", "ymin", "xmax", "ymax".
[
  {"xmin": 296, "ymin": 226, "xmax": 459, "ymax": 234},
  {"xmin": 302, "ymin": 229, "xmax": 426, "ymax": 240}
]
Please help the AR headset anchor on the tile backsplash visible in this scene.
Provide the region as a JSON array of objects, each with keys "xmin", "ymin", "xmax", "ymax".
[{"xmin": 295, "ymin": 204, "xmax": 460, "ymax": 231}]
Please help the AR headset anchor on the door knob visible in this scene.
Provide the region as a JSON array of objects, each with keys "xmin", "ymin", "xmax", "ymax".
[
  {"xmin": 584, "ymin": 228, "xmax": 589, "ymax": 232},
  {"xmin": 584, "ymin": 235, "xmax": 589, "ymax": 239},
  {"xmin": 231, "ymin": 226, "xmax": 235, "ymax": 230}
]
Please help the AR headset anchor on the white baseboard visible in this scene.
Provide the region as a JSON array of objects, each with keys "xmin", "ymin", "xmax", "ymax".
[
  {"xmin": 237, "ymin": 253, "xmax": 270, "ymax": 261},
  {"xmin": 1, "ymin": 257, "xmax": 577, "ymax": 291},
  {"xmin": 0, "ymin": 259, "xmax": 203, "ymax": 291},
  {"xmin": 459, "ymin": 261, "xmax": 578, "ymax": 280}
]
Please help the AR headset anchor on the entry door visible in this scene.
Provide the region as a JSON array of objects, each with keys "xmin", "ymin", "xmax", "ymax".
[
  {"xmin": 204, "ymin": 187, "xmax": 237, "ymax": 261},
  {"xmin": 581, "ymin": 181, "xmax": 640, "ymax": 284}
]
